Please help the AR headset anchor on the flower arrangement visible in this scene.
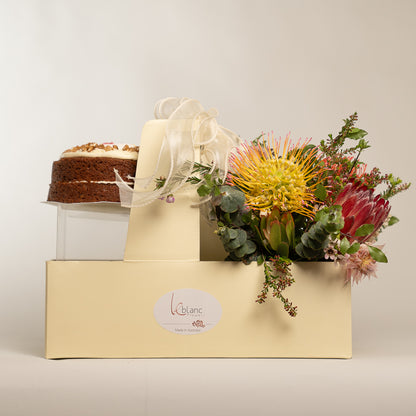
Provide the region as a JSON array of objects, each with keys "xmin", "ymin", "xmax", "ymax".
[{"xmin": 158, "ymin": 113, "xmax": 410, "ymax": 317}]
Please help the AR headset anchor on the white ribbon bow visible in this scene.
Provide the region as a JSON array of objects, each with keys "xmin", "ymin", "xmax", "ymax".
[{"xmin": 115, "ymin": 97, "xmax": 241, "ymax": 207}]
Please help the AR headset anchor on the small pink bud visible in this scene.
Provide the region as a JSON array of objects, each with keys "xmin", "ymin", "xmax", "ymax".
[{"xmin": 166, "ymin": 194, "xmax": 175, "ymax": 203}]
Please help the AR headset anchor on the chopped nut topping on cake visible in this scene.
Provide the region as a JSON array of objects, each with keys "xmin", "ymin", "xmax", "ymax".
[
  {"xmin": 122, "ymin": 144, "xmax": 138, "ymax": 152},
  {"xmin": 63, "ymin": 142, "xmax": 139, "ymax": 154}
]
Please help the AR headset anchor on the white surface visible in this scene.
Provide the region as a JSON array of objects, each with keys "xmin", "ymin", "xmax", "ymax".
[
  {"xmin": 1, "ymin": 0, "xmax": 415, "ymax": 415},
  {"xmin": 1, "ymin": 340, "xmax": 415, "ymax": 416}
]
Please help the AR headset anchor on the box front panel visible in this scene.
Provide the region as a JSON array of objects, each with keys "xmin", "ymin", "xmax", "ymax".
[{"xmin": 45, "ymin": 261, "xmax": 351, "ymax": 359}]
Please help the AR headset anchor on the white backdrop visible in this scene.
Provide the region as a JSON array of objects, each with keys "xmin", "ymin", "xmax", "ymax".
[{"xmin": 1, "ymin": 1, "xmax": 415, "ymax": 415}]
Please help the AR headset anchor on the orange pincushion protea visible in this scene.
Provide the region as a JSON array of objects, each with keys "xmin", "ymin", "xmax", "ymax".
[{"xmin": 228, "ymin": 135, "xmax": 321, "ymax": 217}]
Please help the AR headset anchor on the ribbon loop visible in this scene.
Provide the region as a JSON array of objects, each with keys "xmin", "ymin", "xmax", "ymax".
[{"xmin": 116, "ymin": 97, "xmax": 240, "ymax": 207}]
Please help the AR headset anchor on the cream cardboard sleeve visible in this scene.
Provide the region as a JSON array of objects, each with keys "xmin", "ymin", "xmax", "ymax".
[{"xmin": 45, "ymin": 119, "xmax": 352, "ymax": 359}]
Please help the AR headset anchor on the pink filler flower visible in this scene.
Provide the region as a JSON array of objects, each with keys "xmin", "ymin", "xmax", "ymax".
[{"xmin": 339, "ymin": 244, "xmax": 378, "ymax": 284}]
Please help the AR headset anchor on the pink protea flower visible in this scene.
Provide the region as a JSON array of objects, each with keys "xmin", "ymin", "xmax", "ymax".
[
  {"xmin": 334, "ymin": 182, "xmax": 390, "ymax": 243},
  {"xmin": 339, "ymin": 244, "xmax": 378, "ymax": 284}
]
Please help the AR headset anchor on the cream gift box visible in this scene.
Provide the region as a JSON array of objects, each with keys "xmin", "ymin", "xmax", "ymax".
[{"xmin": 45, "ymin": 118, "xmax": 352, "ymax": 359}]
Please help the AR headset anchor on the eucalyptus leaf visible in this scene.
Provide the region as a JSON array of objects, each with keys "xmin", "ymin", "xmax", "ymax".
[
  {"xmin": 300, "ymin": 233, "xmax": 322, "ymax": 250},
  {"xmin": 228, "ymin": 229, "xmax": 238, "ymax": 240},
  {"xmin": 230, "ymin": 212, "xmax": 244, "ymax": 227},
  {"xmin": 295, "ymin": 243, "xmax": 322, "ymax": 260},
  {"xmin": 245, "ymin": 240, "xmax": 257, "ymax": 254},
  {"xmin": 225, "ymin": 237, "xmax": 244, "ymax": 251},
  {"xmin": 311, "ymin": 225, "xmax": 328, "ymax": 242},
  {"xmin": 234, "ymin": 240, "xmax": 256, "ymax": 257},
  {"xmin": 296, "ymin": 205, "xmax": 343, "ymax": 259},
  {"xmin": 220, "ymin": 229, "xmax": 231, "ymax": 243},
  {"xmin": 234, "ymin": 244, "xmax": 248, "ymax": 258},
  {"xmin": 308, "ymin": 236, "xmax": 324, "ymax": 250},
  {"xmin": 236, "ymin": 229, "xmax": 247, "ymax": 245},
  {"xmin": 326, "ymin": 220, "xmax": 344, "ymax": 233},
  {"xmin": 219, "ymin": 186, "xmax": 246, "ymax": 213}
]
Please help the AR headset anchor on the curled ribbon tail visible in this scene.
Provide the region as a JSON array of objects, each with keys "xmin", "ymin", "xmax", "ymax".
[{"xmin": 114, "ymin": 169, "xmax": 135, "ymax": 207}]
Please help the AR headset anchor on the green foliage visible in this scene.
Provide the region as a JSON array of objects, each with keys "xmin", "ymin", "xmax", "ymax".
[
  {"xmin": 211, "ymin": 186, "xmax": 260, "ymax": 262},
  {"xmin": 295, "ymin": 206, "xmax": 344, "ymax": 259},
  {"xmin": 256, "ymin": 257, "xmax": 297, "ymax": 317},
  {"xmin": 217, "ymin": 226, "xmax": 257, "ymax": 259},
  {"xmin": 197, "ymin": 183, "xmax": 212, "ymax": 197},
  {"xmin": 355, "ymin": 223, "xmax": 375, "ymax": 237},
  {"xmin": 314, "ymin": 183, "xmax": 327, "ymax": 201},
  {"xmin": 368, "ymin": 246, "xmax": 388, "ymax": 263},
  {"xmin": 388, "ymin": 216, "xmax": 399, "ymax": 226},
  {"xmin": 339, "ymin": 238, "xmax": 360, "ymax": 255},
  {"xmin": 339, "ymin": 237, "xmax": 350, "ymax": 255},
  {"xmin": 156, "ymin": 113, "xmax": 410, "ymax": 317},
  {"xmin": 195, "ymin": 167, "xmax": 223, "ymax": 198},
  {"xmin": 250, "ymin": 134, "xmax": 264, "ymax": 147},
  {"xmin": 381, "ymin": 174, "xmax": 411, "ymax": 200},
  {"xmin": 319, "ymin": 113, "xmax": 362, "ymax": 156},
  {"xmin": 347, "ymin": 242, "xmax": 361, "ymax": 254},
  {"xmin": 347, "ymin": 128, "xmax": 368, "ymax": 141},
  {"xmin": 319, "ymin": 113, "xmax": 410, "ymax": 202},
  {"xmin": 219, "ymin": 186, "xmax": 246, "ymax": 213},
  {"xmin": 154, "ymin": 176, "xmax": 166, "ymax": 190}
]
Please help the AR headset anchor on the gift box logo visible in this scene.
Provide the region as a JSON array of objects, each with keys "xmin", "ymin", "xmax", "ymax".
[
  {"xmin": 170, "ymin": 292, "xmax": 203, "ymax": 316},
  {"xmin": 154, "ymin": 288, "xmax": 222, "ymax": 335}
]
